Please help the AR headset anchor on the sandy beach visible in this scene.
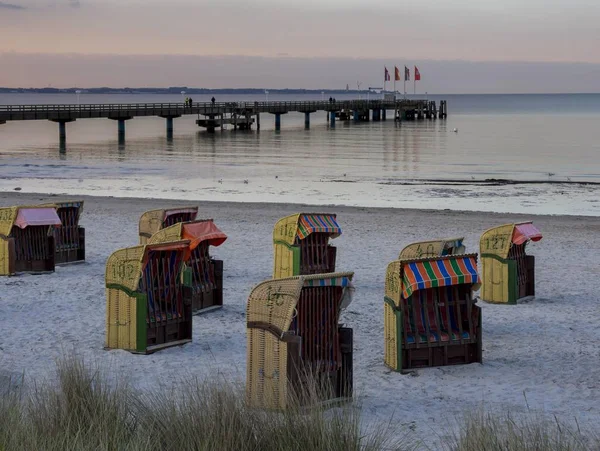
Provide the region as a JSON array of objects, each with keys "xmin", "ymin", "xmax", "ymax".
[{"xmin": 1, "ymin": 191, "xmax": 599, "ymax": 445}]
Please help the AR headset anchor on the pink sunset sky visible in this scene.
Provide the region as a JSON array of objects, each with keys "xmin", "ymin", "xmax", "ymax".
[{"xmin": 1, "ymin": 0, "xmax": 599, "ymax": 92}]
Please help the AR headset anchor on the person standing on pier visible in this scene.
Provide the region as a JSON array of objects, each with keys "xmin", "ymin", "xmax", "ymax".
[
  {"xmin": 189, "ymin": 97, "xmax": 193, "ymax": 108},
  {"xmin": 211, "ymin": 97, "xmax": 216, "ymax": 104}
]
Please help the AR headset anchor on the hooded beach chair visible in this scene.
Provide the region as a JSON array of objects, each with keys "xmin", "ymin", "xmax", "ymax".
[
  {"xmin": 148, "ymin": 219, "xmax": 227, "ymax": 314},
  {"xmin": 272, "ymin": 213, "xmax": 341, "ymax": 279},
  {"xmin": 138, "ymin": 206, "xmax": 198, "ymax": 244},
  {"xmin": 0, "ymin": 206, "xmax": 62, "ymax": 275},
  {"xmin": 247, "ymin": 272, "xmax": 355, "ymax": 410},
  {"xmin": 480, "ymin": 221, "xmax": 543, "ymax": 304},
  {"xmin": 105, "ymin": 240, "xmax": 193, "ymax": 354},
  {"xmin": 40, "ymin": 200, "xmax": 85, "ymax": 264},
  {"xmin": 399, "ymin": 237, "xmax": 466, "ymax": 260},
  {"xmin": 384, "ymin": 254, "xmax": 482, "ymax": 371}
]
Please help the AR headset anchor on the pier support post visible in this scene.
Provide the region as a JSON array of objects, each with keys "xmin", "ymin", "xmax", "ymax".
[
  {"xmin": 109, "ymin": 116, "xmax": 132, "ymax": 141},
  {"xmin": 118, "ymin": 119, "xmax": 126, "ymax": 141},
  {"xmin": 59, "ymin": 121, "xmax": 67, "ymax": 142},
  {"xmin": 353, "ymin": 111, "xmax": 360, "ymax": 122},
  {"xmin": 304, "ymin": 112, "xmax": 310, "ymax": 129},
  {"xmin": 160, "ymin": 114, "xmax": 180, "ymax": 139},
  {"xmin": 330, "ymin": 111, "xmax": 335, "ymax": 127},
  {"xmin": 382, "ymin": 109, "xmax": 386, "ymax": 121},
  {"xmin": 50, "ymin": 118, "xmax": 75, "ymax": 147},
  {"xmin": 373, "ymin": 109, "xmax": 380, "ymax": 121},
  {"xmin": 256, "ymin": 113, "xmax": 260, "ymax": 131},
  {"xmin": 275, "ymin": 113, "xmax": 281, "ymax": 131},
  {"xmin": 166, "ymin": 117, "xmax": 174, "ymax": 139}
]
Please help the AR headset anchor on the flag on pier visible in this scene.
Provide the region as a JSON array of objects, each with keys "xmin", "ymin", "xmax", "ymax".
[
  {"xmin": 413, "ymin": 66, "xmax": 420, "ymax": 94},
  {"xmin": 405, "ymin": 66, "xmax": 410, "ymax": 81},
  {"xmin": 394, "ymin": 66, "xmax": 401, "ymax": 81},
  {"xmin": 384, "ymin": 67, "xmax": 391, "ymax": 81}
]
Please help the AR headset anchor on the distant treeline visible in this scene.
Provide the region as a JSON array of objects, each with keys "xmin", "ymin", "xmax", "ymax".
[{"xmin": 0, "ymin": 87, "xmax": 362, "ymax": 94}]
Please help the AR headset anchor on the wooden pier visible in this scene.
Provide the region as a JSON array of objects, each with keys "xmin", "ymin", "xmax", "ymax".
[{"xmin": 0, "ymin": 98, "xmax": 447, "ymax": 145}]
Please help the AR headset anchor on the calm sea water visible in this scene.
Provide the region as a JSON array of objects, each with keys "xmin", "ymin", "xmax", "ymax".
[{"xmin": 1, "ymin": 93, "xmax": 599, "ymax": 215}]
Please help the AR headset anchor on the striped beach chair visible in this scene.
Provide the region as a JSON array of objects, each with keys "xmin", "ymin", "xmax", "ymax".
[
  {"xmin": 272, "ymin": 213, "xmax": 341, "ymax": 279},
  {"xmin": 384, "ymin": 254, "xmax": 482, "ymax": 371}
]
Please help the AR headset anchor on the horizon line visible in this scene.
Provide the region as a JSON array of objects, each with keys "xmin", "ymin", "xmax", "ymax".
[{"xmin": 2, "ymin": 87, "xmax": 600, "ymax": 96}]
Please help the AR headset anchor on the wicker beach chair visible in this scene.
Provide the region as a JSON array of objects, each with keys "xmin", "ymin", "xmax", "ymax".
[
  {"xmin": 40, "ymin": 200, "xmax": 85, "ymax": 265},
  {"xmin": 148, "ymin": 219, "xmax": 227, "ymax": 314},
  {"xmin": 399, "ymin": 237, "xmax": 466, "ymax": 260},
  {"xmin": 138, "ymin": 206, "xmax": 198, "ymax": 244},
  {"xmin": 0, "ymin": 206, "xmax": 62, "ymax": 275},
  {"xmin": 247, "ymin": 272, "xmax": 355, "ymax": 410},
  {"xmin": 384, "ymin": 254, "xmax": 482, "ymax": 371},
  {"xmin": 105, "ymin": 240, "xmax": 193, "ymax": 354},
  {"xmin": 480, "ymin": 222, "xmax": 542, "ymax": 304},
  {"xmin": 273, "ymin": 213, "xmax": 341, "ymax": 279}
]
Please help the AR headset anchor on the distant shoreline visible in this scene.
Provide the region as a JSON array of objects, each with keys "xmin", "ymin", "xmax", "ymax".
[
  {"xmin": 1, "ymin": 89, "xmax": 599, "ymax": 96},
  {"xmin": 0, "ymin": 88, "xmax": 367, "ymax": 95}
]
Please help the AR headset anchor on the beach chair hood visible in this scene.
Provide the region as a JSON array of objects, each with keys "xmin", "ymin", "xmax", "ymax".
[
  {"xmin": 148, "ymin": 219, "xmax": 227, "ymax": 251},
  {"xmin": 273, "ymin": 213, "xmax": 341, "ymax": 246}
]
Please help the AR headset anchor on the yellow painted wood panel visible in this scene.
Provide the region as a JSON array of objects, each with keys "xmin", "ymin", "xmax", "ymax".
[
  {"xmin": 273, "ymin": 242, "xmax": 294, "ymax": 279},
  {"xmin": 0, "ymin": 239, "xmax": 10, "ymax": 276},
  {"xmin": 384, "ymin": 303, "xmax": 398, "ymax": 370},
  {"xmin": 482, "ymin": 257, "xmax": 509, "ymax": 303}
]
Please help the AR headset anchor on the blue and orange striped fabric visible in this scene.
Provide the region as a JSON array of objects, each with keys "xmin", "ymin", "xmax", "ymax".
[
  {"xmin": 297, "ymin": 214, "xmax": 341, "ymax": 240},
  {"xmin": 401, "ymin": 255, "xmax": 480, "ymax": 299}
]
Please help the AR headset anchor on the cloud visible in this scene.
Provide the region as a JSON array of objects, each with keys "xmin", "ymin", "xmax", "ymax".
[{"xmin": 0, "ymin": 1, "xmax": 26, "ymax": 9}]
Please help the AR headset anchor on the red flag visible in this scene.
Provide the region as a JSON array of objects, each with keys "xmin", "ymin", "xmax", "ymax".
[
  {"xmin": 394, "ymin": 66, "xmax": 401, "ymax": 81},
  {"xmin": 414, "ymin": 66, "xmax": 421, "ymax": 81},
  {"xmin": 384, "ymin": 67, "xmax": 391, "ymax": 81},
  {"xmin": 404, "ymin": 66, "xmax": 410, "ymax": 81}
]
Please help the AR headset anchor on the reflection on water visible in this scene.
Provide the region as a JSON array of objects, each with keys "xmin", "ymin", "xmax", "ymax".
[{"xmin": 1, "ymin": 94, "xmax": 599, "ymax": 215}]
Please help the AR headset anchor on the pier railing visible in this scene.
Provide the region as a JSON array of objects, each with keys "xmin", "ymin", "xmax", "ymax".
[{"xmin": 0, "ymin": 99, "xmax": 428, "ymax": 116}]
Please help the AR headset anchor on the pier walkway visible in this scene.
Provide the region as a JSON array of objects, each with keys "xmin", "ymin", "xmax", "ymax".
[{"xmin": 0, "ymin": 98, "xmax": 447, "ymax": 144}]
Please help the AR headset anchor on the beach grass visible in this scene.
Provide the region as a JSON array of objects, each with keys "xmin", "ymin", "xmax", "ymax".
[
  {"xmin": 0, "ymin": 356, "xmax": 411, "ymax": 451},
  {"xmin": 0, "ymin": 356, "xmax": 598, "ymax": 450},
  {"xmin": 447, "ymin": 409, "xmax": 597, "ymax": 451}
]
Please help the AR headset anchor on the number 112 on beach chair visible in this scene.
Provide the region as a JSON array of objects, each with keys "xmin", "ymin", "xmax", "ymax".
[{"xmin": 105, "ymin": 240, "xmax": 193, "ymax": 354}]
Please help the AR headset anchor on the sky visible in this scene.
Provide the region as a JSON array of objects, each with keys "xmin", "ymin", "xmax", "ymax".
[{"xmin": 1, "ymin": 0, "xmax": 600, "ymax": 92}]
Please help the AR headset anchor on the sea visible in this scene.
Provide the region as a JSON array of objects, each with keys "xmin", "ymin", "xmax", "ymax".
[{"xmin": 1, "ymin": 92, "xmax": 599, "ymax": 216}]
